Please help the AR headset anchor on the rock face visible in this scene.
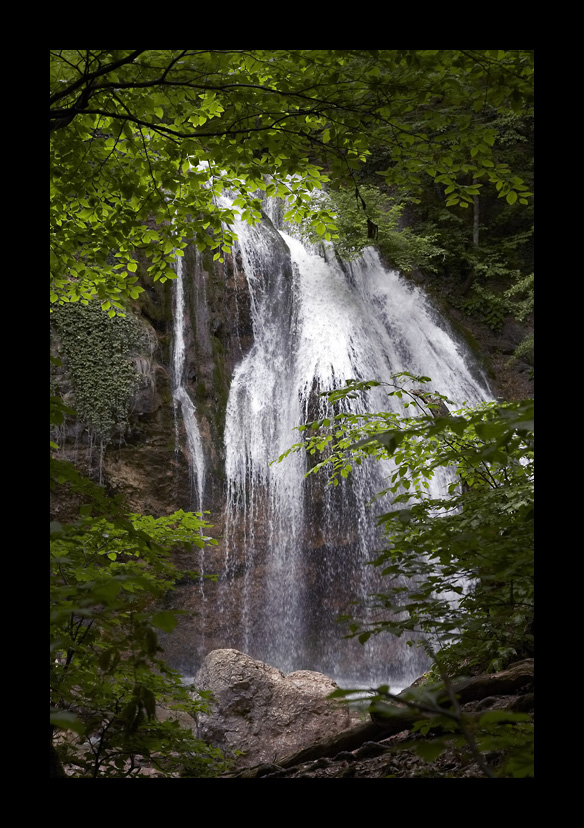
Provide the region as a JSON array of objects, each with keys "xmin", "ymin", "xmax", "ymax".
[{"xmin": 193, "ymin": 649, "xmax": 359, "ymax": 767}]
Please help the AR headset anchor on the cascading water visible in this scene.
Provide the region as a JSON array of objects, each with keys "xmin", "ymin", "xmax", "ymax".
[
  {"xmin": 172, "ymin": 256, "xmax": 206, "ymax": 515},
  {"xmin": 171, "ymin": 254, "xmax": 209, "ymax": 649},
  {"xmin": 221, "ymin": 215, "xmax": 307, "ymax": 664},
  {"xmin": 286, "ymin": 236, "xmax": 487, "ymax": 685},
  {"xmin": 175, "ymin": 199, "xmax": 492, "ymax": 689}
]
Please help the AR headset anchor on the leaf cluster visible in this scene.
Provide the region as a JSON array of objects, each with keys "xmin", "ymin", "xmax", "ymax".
[
  {"xmin": 331, "ymin": 675, "xmax": 533, "ymax": 777},
  {"xmin": 282, "ymin": 372, "xmax": 534, "ymax": 776},
  {"xmin": 50, "ymin": 50, "xmax": 533, "ymax": 309},
  {"xmin": 296, "ymin": 185, "xmax": 446, "ymax": 273},
  {"xmin": 50, "ymin": 452, "xmax": 226, "ymax": 777}
]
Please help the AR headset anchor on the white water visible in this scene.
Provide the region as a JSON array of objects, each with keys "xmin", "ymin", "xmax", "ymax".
[
  {"xmin": 172, "ymin": 256, "xmax": 206, "ymax": 515},
  {"xmin": 213, "ymin": 204, "xmax": 492, "ymax": 688}
]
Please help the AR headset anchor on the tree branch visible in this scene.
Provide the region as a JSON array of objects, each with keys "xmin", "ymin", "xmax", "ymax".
[{"xmin": 49, "ymin": 50, "xmax": 148, "ymax": 107}]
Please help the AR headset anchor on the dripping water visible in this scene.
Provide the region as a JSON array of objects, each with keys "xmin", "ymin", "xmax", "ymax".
[
  {"xmin": 171, "ymin": 254, "xmax": 208, "ymax": 648},
  {"xmin": 172, "ymin": 255, "xmax": 206, "ymax": 515}
]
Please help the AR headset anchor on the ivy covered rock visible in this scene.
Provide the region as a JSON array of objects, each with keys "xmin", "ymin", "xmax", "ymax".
[{"xmin": 51, "ymin": 300, "xmax": 146, "ymax": 441}]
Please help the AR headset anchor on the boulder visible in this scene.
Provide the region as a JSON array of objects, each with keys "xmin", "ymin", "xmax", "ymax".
[{"xmin": 193, "ymin": 649, "xmax": 359, "ymax": 767}]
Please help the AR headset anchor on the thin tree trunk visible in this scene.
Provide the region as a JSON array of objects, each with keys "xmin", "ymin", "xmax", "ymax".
[{"xmin": 473, "ymin": 192, "xmax": 480, "ymax": 247}]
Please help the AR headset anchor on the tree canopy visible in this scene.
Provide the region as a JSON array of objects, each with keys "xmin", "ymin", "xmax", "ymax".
[{"xmin": 50, "ymin": 49, "xmax": 533, "ymax": 311}]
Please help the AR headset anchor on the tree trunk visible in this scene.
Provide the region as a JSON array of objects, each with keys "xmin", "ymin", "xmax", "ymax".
[{"xmin": 473, "ymin": 193, "xmax": 480, "ymax": 247}]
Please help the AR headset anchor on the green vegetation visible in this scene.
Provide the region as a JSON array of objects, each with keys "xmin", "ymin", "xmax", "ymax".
[
  {"xmin": 396, "ymin": 110, "xmax": 533, "ymax": 353},
  {"xmin": 50, "ymin": 453, "xmax": 227, "ymax": 777},
  {"xmin": 297, "ymin": 185, "xmax": 446, "ymax": 274},
  {"xmin": 50, "ymin": 50, "xmax": 533, "ymax": 777},
  {"xmin": 51, "ymin": 300, "xmax": 143, "ymax": 441},
  {"xmin": 50, "ymin": 50, "xmax": 533, "ymax": 310},
  {"xmin": 278, "ymin": 373, "xmax": 533, "ymax": 776}
]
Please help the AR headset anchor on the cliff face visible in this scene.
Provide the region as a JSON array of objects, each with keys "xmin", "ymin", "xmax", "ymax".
[{"xmin": 433, "ymin": 297, "xmax": 533, "ymax": 403}]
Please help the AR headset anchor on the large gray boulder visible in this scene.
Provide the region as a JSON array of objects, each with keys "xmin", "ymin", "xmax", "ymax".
[{"xmin": 193, "ymin": 649, "xmax": 359, "ymax": 767}]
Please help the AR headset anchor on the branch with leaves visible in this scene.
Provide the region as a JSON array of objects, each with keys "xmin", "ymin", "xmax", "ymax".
[{"xmin": 50, "ymin": 50, "xmax": 533, "ymax": 309}]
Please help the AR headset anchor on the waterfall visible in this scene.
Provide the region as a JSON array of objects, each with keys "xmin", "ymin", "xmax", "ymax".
[
  {"xmin": 222, "ymin": 213, "xmax": 306, "ymax": 664},
  {"xmin": 218, "ymin": 206, "xmax": 492, "ymax": 687},
  {"xmin": 175, "ymin": 201, "xmax": 491, "ymax": 689},
  {"xmin": 172, "ymin": 255, "xmax": 206, "ymax": 515}
]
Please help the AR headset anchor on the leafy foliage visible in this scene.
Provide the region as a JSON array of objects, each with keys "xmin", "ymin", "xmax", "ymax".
[
  {"xmin": 393, "ymin": 109, "xmax": 533, "ymax": 339},
  {"xmin": 281, "ymin": 373, "xmax": 533, "ymax": 672},
  {"xmin": 50, "ymin": 50, "xmax": 533, "ymax": 309},
  {"xmin": 278, "ymin": 373, "xmax": 533, "ymax": 776},
  {"xmin": 332, "ymin": 672, "xmax": 534, "ymax": 778},
  {"xmin": 504, "ymin": 271, "xmax": 534, "ymax": 367},
  {"xmin": 50, "ymin": 443, "xmax": 229, "ymax": 777},
  {"xmin": 297, "ymin": 185, "xmax": 446, "ymax": 273}
]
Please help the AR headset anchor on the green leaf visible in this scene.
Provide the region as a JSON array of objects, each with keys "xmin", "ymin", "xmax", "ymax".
[
  {"xmin": 151, "ymin": 611, "xmax": 179, "ymax": 633},
  {"xmin": 92, "ymin": 580, "xmax": 122, "ymax": 603},
  {"xmin": 415, "ymin": 738, "xmax": 448, "ymax": 762},
  {"xmin": 50, "ymin": 709, "xmax": 86, "ymax": 736}
]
